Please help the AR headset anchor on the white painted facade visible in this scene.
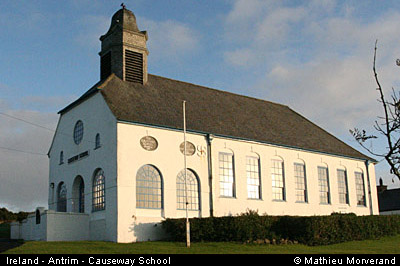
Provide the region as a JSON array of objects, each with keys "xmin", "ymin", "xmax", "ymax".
[{"xmin": 116, "ymin": 122, "xmax": 378, "ymax": 242}]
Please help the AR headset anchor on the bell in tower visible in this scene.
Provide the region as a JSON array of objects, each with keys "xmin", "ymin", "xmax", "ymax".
[{"xmin": 99, "ymin": 4, "xmax": 149, "ymax": 84}]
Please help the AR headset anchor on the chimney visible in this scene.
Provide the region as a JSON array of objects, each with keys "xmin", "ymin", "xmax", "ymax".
[
  {"xmin": 99, "ymin": 6, "xmax": 149, "ymax": 84},
  {"xmin": 377, "ymin": 178, "xmax": 387, "ymax": 193}
]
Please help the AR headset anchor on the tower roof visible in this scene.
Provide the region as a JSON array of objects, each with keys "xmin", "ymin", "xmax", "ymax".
[{"xmin": 100, "ymin": 7, "xmax": 140, "ymax": 40}]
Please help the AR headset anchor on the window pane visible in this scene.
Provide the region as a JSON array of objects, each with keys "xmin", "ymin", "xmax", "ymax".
[
  {"xmin": 355, "ymin": 172, "xmax": 366, "ymax": 206},
  {"xmin": 176, "ymin": 169, "xmax": 200, "ymax": 210},
  {"xmin": 136, "ymin": 165, "xmax": 162, "ymax": 209},
  {"xmin": 219, "ymin": 153, "xmax": 235, "ymax": 197},
  {"xmin": 92, "ymin": 169, "xmax": 105, "ymax": 211},
  {"xmin": 247, "ymin": 156, "xmax": 261, "ymax": 199},
  {"xmin": 271, "ymin": 159, "xmax": 285, "ymax": 201},
  {"xmin": 294, "ymin": 163, "xmax": 307, "ymax": 202},
  {"xmin": 337, "ymin": 169, "xmax": 349, "ymax": 204},
  {"xmin": 318, "ymin": 167, "xmax": 330, "ymax": 204}
]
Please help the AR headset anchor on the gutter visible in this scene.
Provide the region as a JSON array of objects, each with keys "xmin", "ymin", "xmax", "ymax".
[{"xmin": 365, "ymin": 160, "xmax": 374, "ymax": 215}]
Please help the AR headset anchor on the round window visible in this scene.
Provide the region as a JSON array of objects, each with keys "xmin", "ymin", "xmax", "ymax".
[{"xmin": 73, "ymin": 120, "xmax": 84, "ymax": 145}]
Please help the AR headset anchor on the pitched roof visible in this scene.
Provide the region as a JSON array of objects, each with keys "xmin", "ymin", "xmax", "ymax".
[
  {"xmin": 60, "ymin": 74, "xmax": 374, "ymax": 161},
  {"xmin": 378, "ymin": 188, "xmax": 400, "ymax": 212}
]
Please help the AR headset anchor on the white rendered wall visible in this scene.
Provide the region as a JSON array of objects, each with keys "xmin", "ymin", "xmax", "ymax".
[
  {"xmin": 45, "ymin": 210, "xmax": 89, "ymax": 241},
  {"xmin": 48, "ymin": 92, "xmax": 118, "ymax": 242},
  {"xmin": 116, "ymin": 122, "xmax": 209, "ymax": 243},
  {"xmin": 116, "ymin": 122, "xmax": 379, "ymax": 243},
  {"xmin": 10, "ymin": 210, "xmax": 89, "ymax": 241},
  {"xmin": 210, "ymin": 137, "xmax": 379, "ymax": 217}
]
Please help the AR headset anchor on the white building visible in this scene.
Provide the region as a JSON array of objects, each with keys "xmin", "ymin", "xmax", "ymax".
[{"xmin": 11, "ymin": 7, "xmax": 379, "ymax": 243}]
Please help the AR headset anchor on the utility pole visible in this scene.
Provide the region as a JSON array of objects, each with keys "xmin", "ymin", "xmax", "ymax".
[{"xmin": 183, "ymin": 100, "xmax": 190, "ymax": 248}]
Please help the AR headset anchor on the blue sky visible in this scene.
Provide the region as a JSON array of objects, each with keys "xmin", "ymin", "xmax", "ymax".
[{"xmin": 1, "ymin": 0, "xmax": 400, "ymax": 212}]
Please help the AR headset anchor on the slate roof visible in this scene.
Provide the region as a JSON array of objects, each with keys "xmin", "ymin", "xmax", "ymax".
[
  {"xmin": 378, "ymin": 189, "xmax": 400, "ymax": 212},
  {"xmin": 60, "ymin": 74, "xmax": 374, "ymax": 161}
]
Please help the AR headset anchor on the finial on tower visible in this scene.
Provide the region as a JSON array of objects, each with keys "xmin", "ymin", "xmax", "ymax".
[{"xmin": 121, "ymin": 3, "xmax": 126, "ymax": 9}]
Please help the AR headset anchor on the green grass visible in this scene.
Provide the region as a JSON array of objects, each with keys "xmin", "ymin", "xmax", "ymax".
[
  {"xmin": 0, "ymin": 223, "xmax": 10, "ymax": 239},
  {"xmin": 2, "ymin": 235, "xmax": 400, "ymax": 254}
]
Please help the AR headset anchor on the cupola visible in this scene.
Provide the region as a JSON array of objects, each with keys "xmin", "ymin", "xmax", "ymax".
[{"xmin": 99, "ymin": 5, "xmax": 149, "ymax": 84}]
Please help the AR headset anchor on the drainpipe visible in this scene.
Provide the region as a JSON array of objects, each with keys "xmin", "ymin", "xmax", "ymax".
[
  {"xmin": 206, "ymin": 134, "xmax": 214, "ymax": 217},
  {"xmin": 365, "ymin": 160, "xmax": 374, "ymax": 215}
]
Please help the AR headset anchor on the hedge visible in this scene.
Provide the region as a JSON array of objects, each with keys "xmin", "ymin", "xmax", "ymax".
[{"xmin": 161, "ymin": 211, "xmax": 400, "ymax": 245}]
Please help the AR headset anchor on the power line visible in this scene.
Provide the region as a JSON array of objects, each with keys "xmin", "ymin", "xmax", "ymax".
[
  {"xmin": 0, "ymin": 146, "xmax": 47, "ymax": 156},
  {"xmin": 0, "ymin": 112, "xmax": 55, "ymax": 133},
  {"xmin": 0, "ymin": 111, "xmax": 113, "ymax": 147}
]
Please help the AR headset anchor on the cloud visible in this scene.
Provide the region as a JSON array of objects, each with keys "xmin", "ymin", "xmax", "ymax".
[
  {"xmin": 224, "ymin": 48, "xmax": 257, "ymax": 68},
  {"xmin": 19, "ymin": 95, "xmax": 77, "ymax": 112},
  {"xmin": 0, "ymin": 105, "xmax": 59, "ymax": 212},
  {"xmin": 223, "ymin": 1, "xmax": 400, "ymax": 133},
  {"xmin": 254, "ymin": 6, "xmax": 306, "ymax": 46},
  {"xmin": 139, "ymin": 17, "xmax": 199, "ymax": 61},
  {"xmin": 221, "ymin": 1, "xmax": 400, "ymax": 188},
  {"xmin": 74, "ymin": 14, "xmax": 109, "ymax": 49}
]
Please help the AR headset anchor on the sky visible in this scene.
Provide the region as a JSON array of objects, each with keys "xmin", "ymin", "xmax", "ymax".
[{"xmin": 1, "ymin": 0, "xmax": 400, "ymax": 212}]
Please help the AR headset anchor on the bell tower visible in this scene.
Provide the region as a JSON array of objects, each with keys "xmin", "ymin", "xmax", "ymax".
[{"xmin": 99, "ymin": 5, "xmax": 149, "ymax": 84}]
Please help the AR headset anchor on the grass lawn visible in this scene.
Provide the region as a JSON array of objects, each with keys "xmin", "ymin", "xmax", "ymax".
[{"xmin": 2, "ymin": 235, "xmax": 400, "ymax": 254}]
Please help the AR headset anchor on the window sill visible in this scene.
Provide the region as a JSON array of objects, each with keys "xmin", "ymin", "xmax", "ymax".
[
  {"xmin": 247, "ymin": 198, "xmax": 263, "ymax": 201},
  {"xmin": 272, "ymin": 199, "xmax": 286, "ymax": 203},
  {"xmin": 219, "ymin": 196, "xmax": 236, "ymax": 199},
  {"xmin": 92, "ymin": 208, "xmax": 106, "ymax": 213}
]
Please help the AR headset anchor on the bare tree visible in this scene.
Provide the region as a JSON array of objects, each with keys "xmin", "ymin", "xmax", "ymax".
[{"xmin": 350, "ymin": 40, "xmax": 400, "ymax": 181}]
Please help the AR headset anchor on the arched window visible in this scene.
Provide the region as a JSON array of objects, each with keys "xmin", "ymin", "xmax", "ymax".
[
  {"xmin": 136, "ymin": 165, "xmax": 163, "ymax": 209},
  {"xmin": 95, "ymin": 133, "xmax": 101, "ymax": 149},
  {"xmin": 271, "ymin": 157, "xmax": 285, "ymax": 201},
  {"xmin": 176, "ymin": 169, "xmax": 200, "ymax": 210},
  {"xmin": 72, "ymin": 176, "xmax": 85, "ymax": 213},
  {"xmin": 57, "ymin": 182, "xmax": 67, "ymax": 212},
  {"xmin": 35, "ymin": 209, "xmax": 41, "ymax": 224},
  {"xmin": 92, "ymin": 169, "xmax": 105, "ymax": 212}
]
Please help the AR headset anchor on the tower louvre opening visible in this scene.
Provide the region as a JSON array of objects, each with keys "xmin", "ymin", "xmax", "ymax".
[
  {"xmin": 100, "ymin": 52, "xmax": 111, "ymax": 81},
  {"xmin": 125, "ymin": 49, "xmax": 143, "ymax": 84}
]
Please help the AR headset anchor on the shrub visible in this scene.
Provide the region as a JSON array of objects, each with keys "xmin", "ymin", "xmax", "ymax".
[{"xmin": 161, "ymin": 211, "xmax": 400, "ymax": 245}]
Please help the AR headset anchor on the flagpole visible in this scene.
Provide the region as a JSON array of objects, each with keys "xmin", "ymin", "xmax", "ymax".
[{"xmin": 183, "ymin": 100, "xmax": 190, "ymax": 248}]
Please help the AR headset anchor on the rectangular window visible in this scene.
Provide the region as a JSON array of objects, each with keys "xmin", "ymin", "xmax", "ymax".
[
  {"xmin": 337, "ymin": 169, "xmax": 349, "ymax": 204},
  {"xmin": 271, "ymin": 159, "xmax": 285, "ymax": 201},
  {"xmin": 247, "ymin": 156, "xmax": 261, "ymax": 199},
  {"xmin": 294, "ymin": 163, "xmax": 307, "ymax": 202},
  {"xmin": 318, "ymin": 166, "xmax": 330, "ymax": 204},
  {"xmin": 355, "ymin": 172, "xmax": 366, "ymax": 206},
  {"xmin": 219, "ymin": 153, "xmax": 235, "ymax": 197}
]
